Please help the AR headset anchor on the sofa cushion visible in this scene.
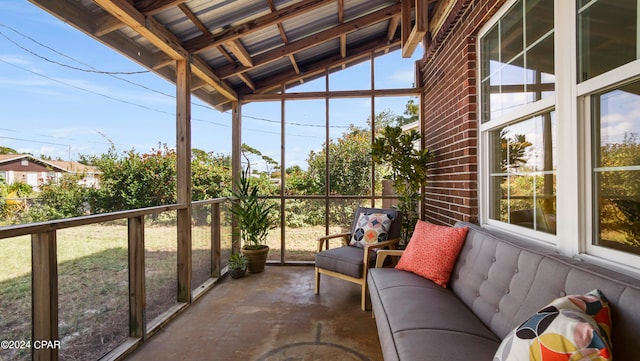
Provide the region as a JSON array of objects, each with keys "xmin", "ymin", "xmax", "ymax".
[
  {"xmin": 368, "ymin": 268, "xmax": 500, "ymax": 361},
  {"xmin": 494, "ymin": 289, "xmax": 613, "ymax": 361},
  {"xmin": 395, "ymin": 220, "xmax": 468, "ymax": 287},
  {"xmin": 315, "ymin": 246, "xmax": 367, "ymax": 278}
]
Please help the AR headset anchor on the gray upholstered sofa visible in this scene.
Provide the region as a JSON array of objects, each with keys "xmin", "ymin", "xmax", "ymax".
[{"xmin": 367, "ymin": 221, "xmax": 640, "ymax": 361}]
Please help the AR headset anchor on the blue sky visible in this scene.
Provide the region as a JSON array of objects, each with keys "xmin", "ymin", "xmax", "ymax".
[{"xmin": 0, "ymin": 2, "xmax": 421, "ymax": 170}]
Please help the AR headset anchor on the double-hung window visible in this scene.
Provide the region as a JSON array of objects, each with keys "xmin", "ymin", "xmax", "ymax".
[
  {"xmin": 480, "ymin": 0, "xmax": 640, "ymax": 270},
  {"xmin": 578, "ymin": 0, "xmax": 640, "ymax": 258},
  {"xmin": 480, "ymin": 0, "xmax": 557, "ymax": 240}
]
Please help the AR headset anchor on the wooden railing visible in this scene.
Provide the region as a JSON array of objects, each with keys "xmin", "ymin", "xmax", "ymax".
[{"xmin": 0, "ymin": 198, "xmax": 231, "ymax": 361}]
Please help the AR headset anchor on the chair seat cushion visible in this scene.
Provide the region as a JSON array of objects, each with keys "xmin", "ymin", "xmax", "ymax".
[{"xmin": 316, "ymin": 246, "xmax": 374, "ymax": 278}]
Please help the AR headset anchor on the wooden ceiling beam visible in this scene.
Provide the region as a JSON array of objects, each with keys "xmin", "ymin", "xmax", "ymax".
[
  {"xmin": 93, "ymin": 0, "xmax": 237, "ymax": 101},
  {"xmin": 266, "ymin": 0, "xmax": 300, "ymax": 76},
  {"xmin": 387, "ymin": 14, "xmax": 401, "ymax": 42},
  {"xmin": 190, "ymin": 55, "xmax": 237, "ymax": 101},
  {"xmin": 178, "ymin": 3, "xmax": 208, "ymax": 34},
  {"xmin": 94, "ymin": 12, "xmax": 125, "ymax": 37},
  {"xmin": 28, "ymin": 0, "xmax": 165, "ymax": 75},
  {"xmin": 430, "ymin": 0, "xmax": 457, "ymax": 36},
  {"xmin": 94, "ymin": 0, "xmax": 188, "ymax": 37},
  {"xmin": 249, "ymin": 35, "xmax": 402, "ymax": 95},
  {"xmin": 184, "ymin": 0, "xmax": 330, "ymax": 53},
  {"xmin": 401, "ymin": 0, "xmax": 412, "ymax": 49},
  {"xmin": 94, "ymin": 0, "xmax": 186, "ymax": 59},
  {"xmin": 135, "ymin": 0, "xmax": 186, "ymax": 15},
  {"xmin": 216, "ymin": 3, "xmax": 402, "ymax": 79},
  {"xmin": 178, "ymin": 3, "xmax": 237, "ymax": 67},
  {"xmin": 225, "ymin": 39, "xmax": 254, "ymax": 67},
  {"xmin": 403, "ymin": 0, "xmax": 428, "ymax": 58},
  {"xmin": 237, "ymin": 73, "xmax": 256, "ymax": 92}
]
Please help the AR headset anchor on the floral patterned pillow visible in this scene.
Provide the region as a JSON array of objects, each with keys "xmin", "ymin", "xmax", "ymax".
[
  {"xmin": 349, "ymin": 212, "xmax": 394, "ymax": 251},
  {"xmin": 493, "ymin": 289, "xmax": 613, "ymax": 361}
]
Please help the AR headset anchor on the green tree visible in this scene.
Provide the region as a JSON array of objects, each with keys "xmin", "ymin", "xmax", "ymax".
[
  {"xmin": 372, "ymin": 125, "xmax": 433, "ymax": 243},
  {"xmin": 598, "ymin": 133, "xmax": 640, "ymax": 246},
  {"xmin": 395, "ymin": 98, "xmax": 419, "ymax": 127},
  {"xmin": 0, "ymin": 146, "xmax": 17, "ymax": 154},
  {"xmin": 1, "ymin": 182, "xmax": 33, "ymax": 224},
  {"xmin": 241, "ymin": 143, "xmax": 278, "ymax": 176},
  {"xmin": 307, "ymin": 125, "xmax": 377, "ymax": 196},
  {"xmin": 89, "ymin": 144, "xmax": 177, "ymax": 213},
  {"xmin": 191, "ymin": 148, "xmax": 232, "ymax": 201},
  {"xmin": 27, "ymin": 174, "xmax": 90, "ymax": 221},
  {"xmin": 501, "ymin": 129, "xmax": 533, "ymax": 170}
]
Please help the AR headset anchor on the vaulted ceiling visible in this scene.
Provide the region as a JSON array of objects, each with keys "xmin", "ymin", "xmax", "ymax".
[{"xmin": 29, "ymin": 0, "xmax": 454, "ymax": 111}]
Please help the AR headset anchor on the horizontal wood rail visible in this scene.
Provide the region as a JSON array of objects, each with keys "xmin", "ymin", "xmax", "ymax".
[{"xmin": 0, "ymin": 198, "xmax": 231, "ymax": 361}]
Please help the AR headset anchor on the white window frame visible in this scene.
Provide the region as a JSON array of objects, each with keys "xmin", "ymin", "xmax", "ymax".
[
  {"xmin": 578, "ymin": 61, "xmax": 640, "ymax": 272},
  {"xmin": 478, "ymin": 0, "xmax": 640, "ymax": 276},
  {"xmin": 478, "ymin": 0, "xmax": 558, "ymax": 248}
]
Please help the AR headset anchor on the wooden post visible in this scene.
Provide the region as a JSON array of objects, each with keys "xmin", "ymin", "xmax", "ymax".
[
  {"xmin": 128, "ymin": 216, "xmax": 145, "ymax": 338},
  {"xmin": 231, "ymin": 101, "xmax": 241, "ymax": 254},
  {"xmin": 32, "ymin": 231, "xmax": 58, "ymax": 361},
  {"xmin": 176, "ymin": 58, "xmax": 192, "ymax": 303},
  {"xmin": 211, "ymin": 203, "xmax": 221, "ymax": 278}
]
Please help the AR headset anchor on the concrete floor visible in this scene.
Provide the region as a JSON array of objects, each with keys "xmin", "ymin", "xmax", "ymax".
[{"xmin": 124, "ymin": 266, "xmax": 383, "ymax": 361}]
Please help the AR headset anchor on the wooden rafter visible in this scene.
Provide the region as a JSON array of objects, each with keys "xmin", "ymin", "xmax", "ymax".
[
  {"xmin": 135, "ymin": 0, "xmax": 186, "ymax": 15},
  {"xmin": 30, "ymin": 0, "xmax": 427, "ymax": 110},
  {"xmin": 92, "ymin": 0, "xmax": 237, "ymax": 101},
  {"xmin": 248, "ymin": 35, "xmax": 402, "ymax": 96},
  {"xmin": 216, "ymin": 3, "xmax": 402, "ymax": 80},
  {"xmin": 181, "ymin": 2, "xmax": 254, "ymax": 92},
  {"xmin": 266, "ymin": 0, "xmax": 301, "ymax": 77},
  {"xmin": 184, "ymin": 0, "xmax": 329, "ymax": 54},
  {"xmin": 430, "ymin": 0, "xmax": 457, "ymax": 36},
  {"xmin": 403, "ymin": 0, "xmax": 428, "ymax": 58},
  {"xmin": 93, "ymin": 0, "xmax": 188, "ymax": 37},
  {"xmin": 338, "ymin": 0, "xmax": 347, "ymax": 64},
  {"xmin": 225, "ymin": 39, "xmax": 253, "ymax": 67}
]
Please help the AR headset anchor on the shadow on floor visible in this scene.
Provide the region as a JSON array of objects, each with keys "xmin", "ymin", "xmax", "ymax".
[{"xmin": 125, "ymin": 266, "xmax": 383, "ymax": 361}]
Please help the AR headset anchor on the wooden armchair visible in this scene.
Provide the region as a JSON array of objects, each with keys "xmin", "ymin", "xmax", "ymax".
[{"xmin": 314, "ymin": 207, "xmax": 402, "ymax": 310}]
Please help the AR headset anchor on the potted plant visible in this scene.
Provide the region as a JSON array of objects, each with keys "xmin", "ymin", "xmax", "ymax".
[
  {"xmin": 229, "ymin": 170, "xmax": 277, "ymax": 273},
  {"xmin": 371, "ymin": 125, "xmax": 432, "ymax": 245},
  {"xmin": 227, "ymin": 253, "xmax": 247, "ymax": 279}
]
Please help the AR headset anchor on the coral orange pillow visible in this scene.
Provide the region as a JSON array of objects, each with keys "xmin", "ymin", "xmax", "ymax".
[{"xmin": 396, "ymin": 220, "xmax": 469, "ymax": 287}]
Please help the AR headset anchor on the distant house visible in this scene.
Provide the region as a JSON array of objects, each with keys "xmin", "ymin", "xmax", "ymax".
[{"xmin": 0, "ymin": 154, "xmax": 100, "ymax": 191}]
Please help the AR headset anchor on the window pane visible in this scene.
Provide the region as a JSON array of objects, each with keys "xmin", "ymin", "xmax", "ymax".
[
  {"xmin": 480, "ymin": 0, "xmax": 555, "ymax": 123},
  {"xmin": 285, "ymin": 100, "xmax": 326, "ymax": 196},
  {"xmin": 577, "ymin": 0, "xmax": 638, "ymax": 82},
  {"xmin": 374, "ymin": 50, "xmax": 421, "ymax": 89},
  {"xmin": 329, "ymin": 60, "xmax": 371, "ymax": 91},
  {"xmin": 501, "ymin": 2, "xmax": 524, "ymax": 63},
  {"xmin": 489, "ymin": 111, "xmax": 556, "ymax": 234},
  {"xmin": 526, "ymin": 0, "xmax": 554, "ymax": 47},
  {"xmin": 328, "ymin": 98, "xmax": 372, "ymax": 196},
  {"xmin": 592, "ymin": 80, "xmax": 640, "ymax": 254}
]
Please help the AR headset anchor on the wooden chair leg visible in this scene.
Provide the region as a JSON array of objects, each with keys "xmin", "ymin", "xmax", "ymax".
[
  {"xmin": 361, "ymin": 283, "xmax": 366, "ymax": 311},
  {"xmin": 314, "ymin": 268, "xmax": 320, "ymax": 295}
]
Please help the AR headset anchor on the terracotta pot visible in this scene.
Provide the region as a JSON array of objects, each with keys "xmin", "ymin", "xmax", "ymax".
[{"xmin": 241, "ymin": 246, "xmax": 269, "ymax": 273}]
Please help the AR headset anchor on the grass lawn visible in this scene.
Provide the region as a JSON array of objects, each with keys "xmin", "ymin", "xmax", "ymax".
[{"xmin": 0, "ymin": 221, "xmax": 336, "ymax": 361}]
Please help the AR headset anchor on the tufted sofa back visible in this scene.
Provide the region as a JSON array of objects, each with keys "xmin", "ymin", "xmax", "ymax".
[{"xmin": 449, "ymin": 222, "xmax": 640, "ymax": 360}]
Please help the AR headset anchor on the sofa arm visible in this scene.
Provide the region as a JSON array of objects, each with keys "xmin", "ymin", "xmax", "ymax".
[{"xmin": 375, "ymin": 249, "xmax": 404, "ymax": 268}]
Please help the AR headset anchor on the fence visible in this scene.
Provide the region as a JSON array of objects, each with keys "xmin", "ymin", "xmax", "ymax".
[{"xmin": 0, "ymin": 198, "xmax": 232, "ymax": 361}]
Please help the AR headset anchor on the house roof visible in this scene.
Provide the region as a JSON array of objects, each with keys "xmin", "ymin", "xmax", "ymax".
[
  {"xmin": 28, "ymin": 0, "xmax": 451, "ymax": 111},
  {"xmin": 0, "ymin": 154, "xmax": 100, "ymax": 174}
]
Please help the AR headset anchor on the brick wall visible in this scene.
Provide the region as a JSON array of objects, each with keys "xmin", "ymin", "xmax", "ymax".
[{"xmin": 420, "ymin": 0, "xmax": 507, "ymax": 226}]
